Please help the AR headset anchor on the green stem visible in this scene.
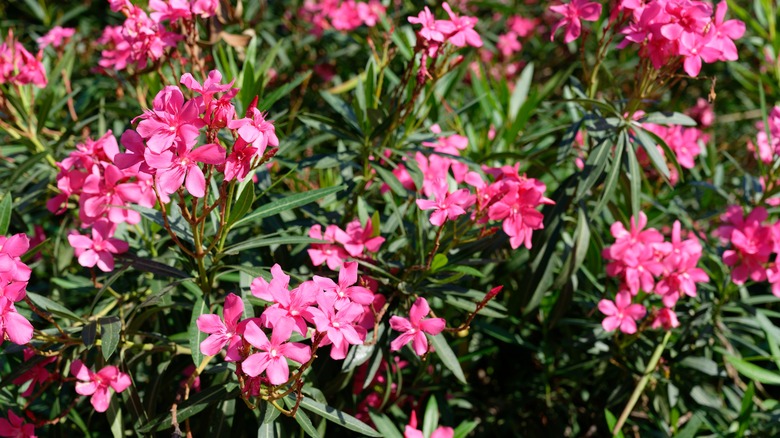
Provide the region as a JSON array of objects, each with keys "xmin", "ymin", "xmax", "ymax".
[{"xmin": 612, "ymin": 330, "xmax": 672, "ymax": 436}]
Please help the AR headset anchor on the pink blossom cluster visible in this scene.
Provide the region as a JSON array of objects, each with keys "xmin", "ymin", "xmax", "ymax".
[
  {"xmin": 599, "ymin": 213, "xmax": 708, "ymax": 333},
  {"xmin": 71, "ymin": 360, "xmax": 132, "ymax": 412},
  {"xmin": 36, "ymin": 26, "xmax": 76, "ymax": 50},
  {"xmin": 390, "ymin": 127, "xmax": 552, "ymax": 249},
  {"xmin": 13, "ymin": 348, "xmax": 57, "ymax": 398},
  {"xmin": 640, "ymin": 121, "xmax": 709, "ymax": 184},
  {"xmin": 408, "ymin": 2, "xmax": 483, "ymax": 58},
  {"xmin": 299, "ymin": 0, "xmax": 385, "ymax": 36},
  {"xmin": 715, "ymin": 206, "xmax": 780, "ymax": 296},
  {"xmin": 0, "ymin": 30, "xmax": 47, "ymax": 88},
  {"xmin": 617, "ymin": 0, "xmax": 745, "ymax": 77},
  {"xmin": 0, "ymin": 410, "xmax": 35, "ymax": 438},
  {"xmin": 496, "ymin": 15, "xmax": 538, "ymax": 58},
  {"xmin": 307, "ymin": 218, "xmax": 385, "ymax": 270},
  {"xmin": 98, "ymin": 0, "xmax": 184, "ymax": 72},
  {"xmin": 197, "ymin": 261, "xmax": 383, "ymax": 393},
  {"xmin": 748, "ymin": 105, "xmax": 780, "ymax": 164},
  {"xmin": 117, "ymin": 70, "xmax": 278, "ymax": 194},
  {"xmin": 0, "ymin": 234, "xmax": 34, "ymax": 346},
  {"xmin": 48, "ymin": 132, "xmax": 135, "ymax": 272}
]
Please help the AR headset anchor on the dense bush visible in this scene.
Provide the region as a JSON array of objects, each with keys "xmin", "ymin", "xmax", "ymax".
[{"xmin": 0, "ymin": 0, "xmax": 779, "ymax": 436}]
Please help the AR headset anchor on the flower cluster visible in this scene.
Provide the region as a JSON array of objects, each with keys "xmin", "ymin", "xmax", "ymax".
[
  {"xmin": 0, "ymin": 234, "xmax": 34, "ymax": 346},
  {"xmin": 390, "ymin": 127, "xmax": 552, "ymax": 249},
  {"xmin": 36, "ymin": 26, "xmax": 76, "ymax": 50},
  {"xmin": 599, "ymin": 213, "xmax": 708, "ymax": 333},
  {"xmin": 617, "ymin": 0, "xmax": 745, "ymax": 76},
  {"xmin": 307, "ymin": 218, "xmax": 385, "ymax": 270},
  {"xmin": 48, "ymin": 131, "xmax": 134, "ymax": 272},
  {"xmin": 715, "ymin": 206, "xmax": 780, "ymax": 295},
  {"xmin": 408, "ymin": 2, "xmax": 483, "ymax": 57},
  {"xmin": 117, "ymin": 70, "xmax": 277, "ymax": 194},
  {"xmin": 299, "ymin": 0, "xmax": 385, "ymax": 36},
  {"xmin": 749, "ymin": 105, "xmax": 780, "ymax": 164},
  {"xmin": 98, "ymin": 0, "xmax": 187, "ymax": 72},
  {"xmin": 198, "ymin": 262, "xmax": 383, "ymax": 394},
  {"xmin": 0, "ymin": 410, "xmax": 35, "ymax": 438},
  {"xmin": 0, "ymin": 30, "xmax": 47, "ymax": 88},
  {"xmin": 71, "ymin": 360, "xmax": 132, "ymax": 412}
]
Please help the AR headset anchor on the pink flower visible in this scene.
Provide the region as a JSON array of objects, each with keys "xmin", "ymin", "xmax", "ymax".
[
  {"xmin": 241, "ymin": 319, "xmax": 311, "ymax": 385},
  {"xmin": 549, "ymin": 0, "xmax": 602, "ymax": 44},
  {"xmin": 79, "ymin": 164, "xmax": 143, "ymax": 224},
  {"xmin": 229, "ymin": 107, "xmax": 279, "ymax": 156},
  {"xmin": 441, "ymin": 3, "xmax": 482, "ymax": 48},
  {"xmin": 153, "ymin": 126, "xmax": 226, "ymax": 198},
  {"xmin": 71, "ymin": 360, "xmax": 132, "ymax": 413},
  {"xmin": 389, "ymin": 297, "xmax": 446, "ymax": 355},
  {"xmin": 13, "ymin": 348, "xmax": 56, "ymax": 398},
  {"xmin": 336, "ymin": 218, "xmax": 385, "ymax": 257},
  {"xmin": 0, "ymin": 297, "xmax": 33, "ymax": 345},
  {"xmin": 308, "ymin": 224, "xmax": 350, "ymax": 270},
  {"xmin": 404, "ymin": 410, "xmax": 453, "ymax": 438},
  {"xmin": 408, "ymin": 6, "xmax": 455, "ymax": 43},
  {"xmin": 68, "ymin": 219, "xmax": 129, "ymax": 272},
  {"xmin": 704, "ymin": 1, "xmax": 745, "ymax": 62},
  {"xmin": 196, "ymin": 293, "xmax": 244, "ymax": 359},
  {"xmin": 0, "ymin": 410, "xmax": 36, "ymax": 438},
  {"xmin": 37, "ymin": 26, "xmax": 76, "ymax": 49},
  {"xmin": 417, "ymin": 186, "xmax": 475, "ymax": 227},
  {"xmin": 497, "ymin": 32, "xmax": 522, "ymax": 58},
  {"xmin": 307, "ymin": 293, "xmax": 366, "ymax": 360},
  {"xmin": 313, "ymin": 261, "xmax": 374, "ymax": 309},
  {"xmin": 651, "ymin": 308, "xmax": 680, "ymax": 330},
  {"xmin": 598, "ymin": 291, "xmax": 647, "ymax": 334},
  {"xmin": 260, "ymin": 279, "xmax": 317, "ymax": 339},
  {"xmin": 135, "ymin": 86, "xmax": 205, "ymax": 154}
]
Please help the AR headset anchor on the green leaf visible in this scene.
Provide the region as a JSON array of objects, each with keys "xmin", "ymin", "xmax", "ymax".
[
  {"xmin": 82, "ymin": 321, "xmax": 97, "ymax": 349},
  {"xmin": 257, "ymin": 71, "xmax": 312, "ymax": 113},
  {"xmin": 257, "ymin": 421, "xmax": 283, "ymax": 438},
  {"xmin": 508, "ymin": 63, "xmax": 534, "ymax": 121},
  {"xmin": 632, "ymin": 126, "xmax": 671, "ymax": 180},
  {"xmin": 367, "ymin": 412, "xmax": 403, "ymax": 438},
  {"xmin": 26, "ymin": 292, "xmax": 84, "ymax": 322},
  {"xmin": 116, "ymin": 253, "xmax": 190, "ymax": 278},
  {"xmin": 137, "ymin": 383, "xmax": 239, "ymax": 433},
  {"xmin": 232, "ymin": 185, "xmax": 346, "ymax": 228},
  {"xmin": 0, "ymin": 194, "xmax": 11, "ymax": 235},
  {"xmin": 295, "ymin": 395, "xmax": 382, "ymax": 437},
  {"xmin": 126, "ymin": 204, "xmax": 195, "ymax": 245},
  {"xmin": 283, "ymin": 397, "xmax": 320, "ymax": 438},
  {"xmin": 430, "ymin": 254, "xmax": 448, "ymax": 273},
  {"xmin": 736, "ymin": 382, "xmax": 755, "ymax": 438},
  {"xmin": 675, "ymin": 411, "xmax": 705, "ymax": 438},
  {"xmin": 228, "ymin": 183, "xmax": 255, "ymax": 227},
  {"xmin": 452, "ymin": 420, "xmax": 479, "ymax": 438},
  {"xmin": 642, "ymin": 111, "xmax": 697, "ymax": 127},
  {"xmin": 625, "ymin": 135, "xmax": 642, "ymax": 218},
  {"xmin": 430, "ymin": 333, "xmax": 467, "ymax": 384},
  {"xmin": 371, "ymin": 163, "xmax": 408, "ymax": 197},
  {"xmin": 443, "ymin": 265, "xmax": 485, "ymax": 278},
  {"xmin": 223, "ymin": 236, "xmax": 323, "ymax": 255},
  {"xmin": 422, "ymin": 396, "xmax": 440, "ymax": 438},
  {"xmin": 188, "ymin": 286, "xmax": 207, "ymax": 367},
  {"xmin": 605, "ymin": 409, "xmax": 624, "ymax": 438},
  {"xmin": 725, "ymin": 355, "xmax": 780, "ymax": 385},
  {"xmin": 100, "ymin": 316, "xmax": 121, "ymax": 360}
]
